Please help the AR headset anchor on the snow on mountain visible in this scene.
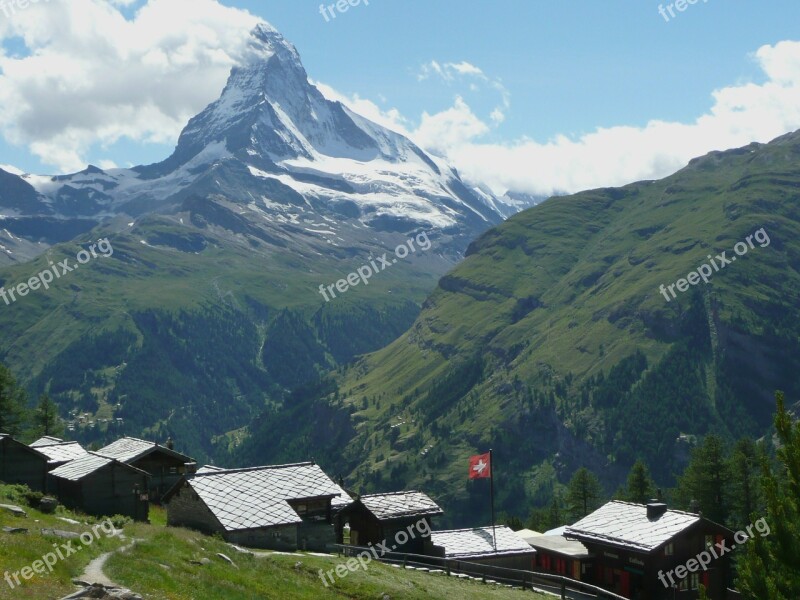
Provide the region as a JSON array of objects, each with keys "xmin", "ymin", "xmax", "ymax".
[{"xmin": 1, "ymin": 22, "xmax": 517, "ymax": 259}]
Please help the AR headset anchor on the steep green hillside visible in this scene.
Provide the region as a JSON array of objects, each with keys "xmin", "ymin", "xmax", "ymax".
[
  {"xmin": 0, "ymin": 210, "xmax": 444, "ymax": 460},
  {"xmin": 231, "ymin": 131, "xmax": 800, "ymax": 524}
]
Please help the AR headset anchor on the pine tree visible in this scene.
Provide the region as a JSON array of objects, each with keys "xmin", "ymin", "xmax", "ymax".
[
  {"xmin": 625, "ymin": 459, "xmax": 655, "ymax": 504},
  {"xmin": 566, "ymin": 467, "xmax": 603, "ymax": 521},
  {"xmin": 0, "ymin": 363, "xmax": 26, "ymax": 436},
  {"xmin": 737, "ymin": 392, "xmax": 800, "ymax": 599},
  {"xmin": 32, "ymin": 393, "xmax": 64, "ymax": 438},
  {"xmin": 676, "ymin": 434, "xmax": 730, "ymax": 524},
  {"xmin": 727, "ymin": 437, "xmax": 763, "ymax": 529}
]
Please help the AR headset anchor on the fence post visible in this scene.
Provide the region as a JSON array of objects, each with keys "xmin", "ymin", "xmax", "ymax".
[{"xmin": 560, "ymin": 580, "xmax": 566, "ymax": 599}]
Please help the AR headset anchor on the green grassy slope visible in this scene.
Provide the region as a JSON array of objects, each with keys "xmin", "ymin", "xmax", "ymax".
[
  {"xmin": 0, "ymin": 485, "xmax": 544, "ymax": 600},
  {"xmin": 236, "ymin": 131, "xmax": 800, "ymax": 525}
]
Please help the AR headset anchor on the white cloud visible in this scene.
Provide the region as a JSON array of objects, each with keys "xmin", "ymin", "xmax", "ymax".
[
  {"xmin": 415, "ymin": 59, "xmax": 509, "ymax": 126},
  {"xmin": 404, "ymin": 41, "xmax": 800, "ymax": 196},
  {"xmin": 3, "ymin": 4, "xmax": 799, "ymax": 202},
  {"xmin": 331, "ymin": 43, "xmax": 800, "ymax": 197},
  {"xmin": 417, "ymin": 60, "xmax": 487, "ymax": 83},
  {"xmin": 0, "ymin": 0, "xmax": 259, "ymax": 173}
]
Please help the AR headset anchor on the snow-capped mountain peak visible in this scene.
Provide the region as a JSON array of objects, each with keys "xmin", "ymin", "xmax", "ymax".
[{"xmin": 1, "ymin": 23, "xmax": 512, "ymax": 264}]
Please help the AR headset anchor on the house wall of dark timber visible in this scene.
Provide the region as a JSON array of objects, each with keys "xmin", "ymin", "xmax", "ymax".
[
  {"xmin": 577, "ymin": 521, "xmax": 735, "ymax": 600},
  {"xmin": 0, "ymin": 437, "xmax": 48, "ymax": 492},
  {"xmin": 48, "ymin": 464, "xmax": 150, "ymax": 522},
  {"xmin": 130, "ymin": 452, "xmax": 191, "ymax": 501},
  {"xmin": 338, "ymin": 506, "xmax": 435, "ymax": 554}
]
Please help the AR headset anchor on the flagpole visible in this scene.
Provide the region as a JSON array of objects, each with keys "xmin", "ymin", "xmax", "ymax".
[{"xmin": 489, "ymin": 448, "xmax": 496, "ymax": 552}]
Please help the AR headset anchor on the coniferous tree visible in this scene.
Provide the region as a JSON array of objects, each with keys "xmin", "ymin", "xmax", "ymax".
[
  {"xmin": 0, "ymin": 363, "xmax": 27, "ymax": 436},
  {"xmin": 676, "ymin": 434, "xmax": 730, "ymax": 524},
  {"xmin": 727, "ymin": 437, "xmax": 763, "ymax": 530},
  {"xmin": 566, "ymin": 467, "xmax": 603, "ymax": 521},
  {"xmin": 625, "ymin": 459, "xmax": 655, "ymax": 504},
  {"xmin": 737, "ymin": 392, "xmax": 800, "ymax": 599},
  {"xmin": 32, "ymin": 393, "xmax": 64, "ymax": 438}
]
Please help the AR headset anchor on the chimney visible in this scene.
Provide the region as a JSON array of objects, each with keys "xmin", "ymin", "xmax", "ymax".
[
  {"xmin": 647, "ymin": 501, "xmax": 668, "ymax": 520},
  {"xmin": 166, "ymin": 437, "xmax": 174, "ymax": 450}
]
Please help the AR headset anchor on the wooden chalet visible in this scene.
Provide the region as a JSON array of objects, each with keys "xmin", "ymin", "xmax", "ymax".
[
  {"xmin": 430, "ymin": 526, "xmax": 537, "ymax": 570},
  {"xmin": 336, "ymin": 490, "xmax": 443, "ymax": 553},
  {"xmin": 164, "ymin": 462, "xmax": 351, "ymax": 551},
  {"xmin": 0, "ymin": 434, "xmax": 49, "ymax": 492},
  {"xmin": 565, "ymin": 500, "xmax": 735, "ymax": 600},
  {"xmin": 96, "ymin": 437, "xmax": 196, "ymax": 500},
  {"xmin": 47, "ymin": 452, "xmax": 150, "ymax": 521}
]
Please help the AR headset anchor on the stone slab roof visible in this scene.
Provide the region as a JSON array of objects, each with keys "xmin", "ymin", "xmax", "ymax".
[
  {"xmin": 30, "ymin": 436, "xmax": 65, "ymax": 448},
  {"xmin": 180, "ymin": 462, "xmax": 350, "ymax": 532},
  {"xmin": 357, "ymin": 491, "xmax": 443, "ymax": 521},
  {"xmin": 35, "ymin": 442, "xmax": 89, "ymax": 465},
  {"xmin": 525, "ymin": 534, "xmax": 591, "ymax": 558},
  {"xmin": 48, "ymin": 452, "xmax": 148, "ymax": 482},
  {"xmin": 97, "ymin": 437, "xmax": 193, "ymax": 464},
  {"xmin": 565, "ymin": 501, "xmax": 700, "ymax": 553},
  {"xmin": 431, "ymin": 526, "xmax": 535, "ymax": 559}
]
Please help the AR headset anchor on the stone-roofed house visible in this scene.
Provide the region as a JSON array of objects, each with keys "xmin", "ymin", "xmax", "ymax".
[
  {"xmin": 33, "ymin": 440, "xmax": 89, "ymax": 470},
  {"xmin": 0, "ymin": 434, "xmax": 49, "ymax": 492},
  {"xmin": 335, "ymin": 490, "xmax": 443, "ymax": 553},
  {"xmin": 47, "ymin": 452, "xmax": 150, "ymax": 521},
  {"xmin": 97, "ymin": 436, "xmax": 196, "ymax": 500},
  {"xmin": 163, "ymin": 462, "xmax": 351, "ymax": 551},
  {"xmin": 430, "ymin": 525, "xmax": 536, "ymax": 570},
  {"xmin": 565, "ymin": 500, "xmax": 734, "ymax": 600},
  {"xmin": 30, "ymin": 435, "xmax": 67, "ymax": 448}
]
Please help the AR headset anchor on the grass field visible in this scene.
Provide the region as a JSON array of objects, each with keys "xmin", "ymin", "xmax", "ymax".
[{"xmin": 0, "ymin": 485, "xmax": 545, "ymax": 600}]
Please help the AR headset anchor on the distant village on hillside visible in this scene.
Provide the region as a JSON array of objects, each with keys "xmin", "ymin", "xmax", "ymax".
[{"xmin": 1, "ymin": 432, "xmax": 746, "ymax": 600}]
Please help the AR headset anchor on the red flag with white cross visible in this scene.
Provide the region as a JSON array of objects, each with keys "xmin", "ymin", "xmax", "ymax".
[{"xmin": 468, "ymin": 452, "xmax": 491, "ymax": 479}]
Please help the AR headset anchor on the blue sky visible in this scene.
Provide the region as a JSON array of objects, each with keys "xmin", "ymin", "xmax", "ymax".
[{"xmin": 1, "ymin": 0, "xmax": 799, "ymax": 194}]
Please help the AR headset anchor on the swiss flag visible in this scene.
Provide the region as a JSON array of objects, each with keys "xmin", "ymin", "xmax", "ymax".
[{"xmin": 468, "ymin": 452, "xmax": 491, "ymax": 479}]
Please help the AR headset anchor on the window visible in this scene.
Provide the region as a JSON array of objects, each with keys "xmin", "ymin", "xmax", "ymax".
[
  {"xmin": 664, "ymin": 543, "xmax": 674, "ymax": 556},
  {"xmin": 705, "ymin": 534, "xmax": 714, "ymax": 548},
  {"xmin": 690, "ymin": 573, "xmax": 699, "ymax": 590},
  {"xmin": 679, "ymin": 577, "xmax": 688, "ymax": 591}
]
